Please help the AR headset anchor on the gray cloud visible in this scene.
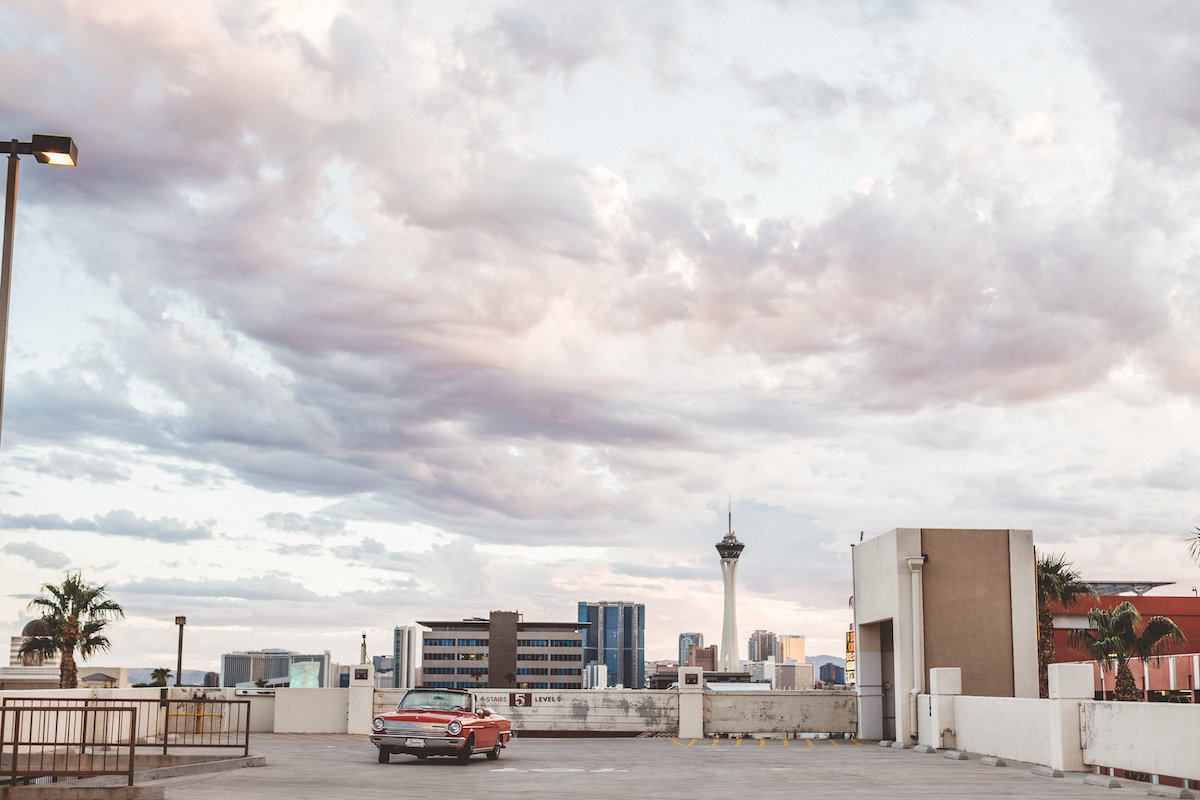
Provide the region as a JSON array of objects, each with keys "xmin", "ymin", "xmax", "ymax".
[
  {"xmin": 0, "ymin": 511, "xmax": 213, "ymax": 543},
  {"xmin": 2, "ymin": 542, "xmax": 70, "ymax": 570}
]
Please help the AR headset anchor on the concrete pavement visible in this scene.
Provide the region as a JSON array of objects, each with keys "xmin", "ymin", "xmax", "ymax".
[{"xmin": 137, "ymin": 734, "xmax": 1182, "ymax": 799}]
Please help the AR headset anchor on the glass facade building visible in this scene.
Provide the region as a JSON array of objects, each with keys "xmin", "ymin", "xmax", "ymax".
[{"xmin": 578, "ymin": 601, "xmax": 645, "ymax": 688}]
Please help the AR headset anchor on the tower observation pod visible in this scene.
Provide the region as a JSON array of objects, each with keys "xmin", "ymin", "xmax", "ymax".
[{"xmin": 715, "ymin": 513, "xmax": 745, "ymax": 673}]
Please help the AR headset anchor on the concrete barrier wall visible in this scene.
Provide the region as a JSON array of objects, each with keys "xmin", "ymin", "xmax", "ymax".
[
  {"xmin": 1082, "ymin": 701, "xmax": 1200, "ymax": 781},
  {"xmin": 705, "ymin": 691, "xmax": 856, "ymax": 735},
  {"xmin": 951, "ymin": 696, "xmax": 1076, "ymax": 769},
  {"xmin": 375, "ymin": 689, "xmax": 678, "ymax": 735},
  {"xmin": 274, "ymin": 688, "xmax": 349, "ymax": 733}
]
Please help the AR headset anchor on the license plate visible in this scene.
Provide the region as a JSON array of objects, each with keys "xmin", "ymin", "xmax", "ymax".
[{"xmin": 405, "ymin": 739, "xmax": 425, "ymax": 748}]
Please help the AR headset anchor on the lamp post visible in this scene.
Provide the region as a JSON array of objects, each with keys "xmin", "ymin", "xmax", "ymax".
[
  {"xmin": 0, "ymin": 134, "xmax": 78, "ymax": 449},
  {"xmin": 175, "ymin": 616, "xmax": 187, "ymax": 687}
]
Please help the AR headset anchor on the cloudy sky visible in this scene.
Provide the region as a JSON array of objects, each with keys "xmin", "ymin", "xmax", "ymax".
[{"xmin": 2, "ymin": 1, "xmax": 1199, "ymax": 675}]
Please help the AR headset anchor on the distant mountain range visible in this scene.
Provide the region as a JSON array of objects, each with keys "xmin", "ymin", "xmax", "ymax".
[
  {"xmin": 124, "ymin": 668, "xmax": 213, "ymax": 686},
  {"xmin": 805, "ymin": 655, "xmax": 846, "ymax": 671}
]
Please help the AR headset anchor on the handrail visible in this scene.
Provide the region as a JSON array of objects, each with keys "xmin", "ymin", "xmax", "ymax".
[{"xmin": 0, "ymin": 704, "xmax": 137, "ymax": 787}]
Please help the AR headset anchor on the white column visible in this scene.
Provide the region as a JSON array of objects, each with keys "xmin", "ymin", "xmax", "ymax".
[{"xmin": 718, "ymin": 558, "xmax": 739, "ymax": 672}]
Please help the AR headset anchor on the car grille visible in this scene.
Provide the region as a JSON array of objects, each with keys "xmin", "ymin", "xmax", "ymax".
[{"xmin": 382, "ymin": 720, "xmax": 449, "ymax": 737}]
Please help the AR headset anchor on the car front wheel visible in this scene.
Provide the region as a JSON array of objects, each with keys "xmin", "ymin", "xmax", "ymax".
[
  {"xmin": 457, "ymin": 734, "xmax": 474, "ymax": 764},
  {"xmin": 377, "ymin": 748, "xmax": 390, "ymax": 764},
  {"xmin": 486, "ymin": 740, "xmax": 501, "ymax": 761}
]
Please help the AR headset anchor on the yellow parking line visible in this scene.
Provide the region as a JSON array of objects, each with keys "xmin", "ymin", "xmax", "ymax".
[
  {"xmin": 805, "ymin": 739, "xmax": 814, "ymax": 746},
  {"xmin": 759, "ymin": 739, "xmax": 765, "ymax": 747},
  {"xmin": 735, "ymin": 738, "xmax": 743, "ymax": 747},
  {"xmin": 782, "ymin": 738, "xmax": 790, "ymax": 746},
  {"xmin": 828, "ymin": 739, "xmax": 840, "ymax": 746},
  {"xmin": 710, "ymin": 738, "xmax": 718, "ymax": 747},
  {"xmin": 851, "ymin": 738, "xmax": 863, "ymax": 746},
  {"xmin": 687, "ymin": 739, "xmax": 696, "ymax": 746}
]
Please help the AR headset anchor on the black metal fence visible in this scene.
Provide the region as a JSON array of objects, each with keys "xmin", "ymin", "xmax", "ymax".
[
  {"xmin": 1, "ymin": 697, "xmax": 250, "ymax": 757},
  {"xmin": 1, "ymin": 704, "xmax": 138, "ymax": 786}
]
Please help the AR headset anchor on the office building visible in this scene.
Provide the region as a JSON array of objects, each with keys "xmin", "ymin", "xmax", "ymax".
[
  {"xmin": 578, "ymin": 601, "xmax": 645, "ymax": 688},
  {"xmin": 778, "ymin": 634, "xmax": 806, "ymax": 663},
  {"xmin": 687, "ymin": 644, "xmax": 718, "ymax": 671},
  {"xmin": 678, "ymin": 632, "xmax": 703, "ymax": 667},
  {"xmin": 819, "ymin": 662, "xmax": 846, "ymax": 684},
  {"xmin": 418, "ymin": 610, "xmax": 586, "ymax": 690},
  {"xmin": 219, "ymin": 649, "xmax": 332, "ymax": 688},
  {"xmin": 775, "ymin": 661, "xmax": 814, "ymax": 690},
  {"xmin": 584, "ymin": 663, "xmax": 608, "ymax": 688},
  {"xmin": 747, "ymin": 629, "xmax": 777, "ymax": 662},
  {"xmin": 393, "ymin": 625, "xmax": 420, "ymax": 689}
]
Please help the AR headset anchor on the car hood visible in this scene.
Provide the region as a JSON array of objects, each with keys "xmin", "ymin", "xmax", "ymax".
[{"xmin": 381, "ymin": 710, "xmax": 471, "ymax": 722}]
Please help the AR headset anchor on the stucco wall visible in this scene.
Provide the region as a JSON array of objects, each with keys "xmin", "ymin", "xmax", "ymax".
[
  {"xmin": 274, "ymin": 688, "xmax": 349, "ymax": 733},
  {"xmin": 921, "ymin": 529, "xmax": 1015, "ymax": 697},
  {"xmin": 1082, "ymin": 701, "xmax": 1200, "ymax": 781}
]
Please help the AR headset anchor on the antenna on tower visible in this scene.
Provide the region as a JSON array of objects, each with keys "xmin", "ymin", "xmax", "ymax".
[{"xmin": 728, "ymin": 496, "xmax": 732, "ymax": 535}]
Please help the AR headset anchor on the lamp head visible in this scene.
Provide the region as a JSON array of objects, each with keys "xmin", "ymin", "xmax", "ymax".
[{"xmin": 30, "ymin": 134, "xmax": 78, "ymax": 167}]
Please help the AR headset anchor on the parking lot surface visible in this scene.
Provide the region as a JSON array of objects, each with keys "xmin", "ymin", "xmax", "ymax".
[{"xmin": 145, "ymin": 735, "xmax": 1158, "ymax": 800}]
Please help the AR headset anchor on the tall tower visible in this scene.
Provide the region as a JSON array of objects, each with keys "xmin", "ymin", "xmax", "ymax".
[{"xmin": 715, "ymin": 508, "xmax": 745, "ymax": 672}]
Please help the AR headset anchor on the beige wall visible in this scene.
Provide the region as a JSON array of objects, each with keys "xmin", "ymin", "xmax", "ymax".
[{"xmin": 920, "ymin": 529, "xmax": 1015, "ymax": 697}]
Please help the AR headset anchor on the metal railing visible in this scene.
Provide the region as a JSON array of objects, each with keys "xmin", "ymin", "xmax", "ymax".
[
  {"xmin": 1, "ymin": 697, "xmax": 250, "ymax": 757},
  {"xmin": 1, "ymin": 704, "xmax": 137, "ymax": 786}
]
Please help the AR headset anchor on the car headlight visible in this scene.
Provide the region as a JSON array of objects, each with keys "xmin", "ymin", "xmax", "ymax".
[
  {"xmin": 371, "ymin": 717, "xmax": 385, "ymax": 731},
  {"xmin": 446, "ymin": 720, "xmax": 462, "ymax": 736}
]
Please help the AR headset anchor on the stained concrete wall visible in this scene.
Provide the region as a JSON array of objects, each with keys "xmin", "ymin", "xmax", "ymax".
[
  {"xmin": 1082, "ymin": 701, "xmax": 1200, "ymax": 781},
  {"xmin": 372, "ymin": 688, "xmax": 854, "ymax": 736},
  {"xmin": 375, "ymin": 689, "xmax": 678, "ymax": 735},
  {"xmin": 705, "ymin": 691, "xmax": 856, "ymax": 736}
]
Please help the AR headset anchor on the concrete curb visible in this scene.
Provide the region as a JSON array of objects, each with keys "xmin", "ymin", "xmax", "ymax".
[
  {"xmin": 1031, "ymin": 765, "xmax": 1064, "ymax": 778},
  {"xmin": 1146, "ymin": 786, "xmax": 1194, "ymax": 799},
  {"xmin": 0, "ymin": 788, "xmax": 165, "ymax": 800},
  {"xmin": 1083, "ymin": 774, "xmax": 1122, "ymax": 789},
  {"xmin": 34, "ymin": 758, "xmax": 267, "ymax": 796},
  {"xmin": 943, "ymin": 751, "xmax": 969, "ymax": 761},
  {"xmin": 980, "ymin": 757, "xmax": 1007, "ymax": 767},
  {"xmin": 890, "ymin": 742, "xmax": 913, "ymax": 750},
  {"xmin": 877, "ymin": 740, "xmax": 893, "ymax": 747},
  {"xmin": 912, "ymin": 745, "xmax": 937, "ymax": 753}
]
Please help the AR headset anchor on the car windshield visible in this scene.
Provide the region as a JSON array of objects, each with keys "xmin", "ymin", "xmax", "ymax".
[{"xmin": 397, "ymin": 690, "xmax": 473, "ymax": 712}]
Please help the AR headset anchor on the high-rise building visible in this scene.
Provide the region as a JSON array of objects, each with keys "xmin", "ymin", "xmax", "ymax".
[
  {"xmin": 747, "ymin": 629, "xmax": 777, "ymax": 662},
  {"xmin": 778, "ymin": 634, "xmax": 806, "ymax": 663},
  {"xmin": 393, "ymin": 625, "xmax": 420, "ymax": 689},
  {"xmin": 715, "ymin": 510, "xmax": 745, "ymax": 672},
  {"xmin": 687, "ymin": 644, "xmax": 718, "ymax": 671},
  {"xmin": 678, "ymin": 632, "xmax": 703, "ymax": 666},
  {"xmin": 578, "ymin": 601, "xmax": 645, "ymax": 688},
  {"xmin": 219, "ymin": 649, "xmax": 332, "ymax": 688},
  {"xmin": 417, "ymin": 611, "xmax": 586, "ymax": 690}
]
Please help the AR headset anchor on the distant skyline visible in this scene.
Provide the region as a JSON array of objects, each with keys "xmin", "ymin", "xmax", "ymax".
[{"xmin": 3, "ymin": 2, "xmax": 1200, "ymax": 672}]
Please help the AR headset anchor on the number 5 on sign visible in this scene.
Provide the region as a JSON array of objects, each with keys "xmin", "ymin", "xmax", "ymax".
[{"xmin": 510, "ymin": 693, "xmax": 532, "ymax": 707}]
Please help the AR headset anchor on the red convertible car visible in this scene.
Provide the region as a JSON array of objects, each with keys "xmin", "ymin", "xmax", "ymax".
[{"xmin": 370, "ymin": 688, "xmax": 512, "ymax": 764}]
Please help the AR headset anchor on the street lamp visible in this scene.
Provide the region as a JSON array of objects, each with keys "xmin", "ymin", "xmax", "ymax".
[
  {"xmin": 0, "ymin": 134, "xmax": 78, "ymax": 448},
  {"xmin": 175, "ymin": 616, "xmax": 187, "ymax": 687}
]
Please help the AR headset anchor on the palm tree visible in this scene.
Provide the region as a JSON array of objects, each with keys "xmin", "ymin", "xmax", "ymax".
[
  {"xmin": 18, "ymin": 572, "xmax": 124, "ymax": 689},
  {"xmin": 150, "ymin": 667, "xmax": 173, "ymax": 687},
  {"xmin": 1036, "ymin": 553, "xmax": 1096, "ymax": 698},
  {"xmin": 1067, "ymin": 601, "xmax": 1186, "ymax": 701},
  {"xmin": 1189, "ymin": 527, "xmax": 1200, "ymax": 565}
]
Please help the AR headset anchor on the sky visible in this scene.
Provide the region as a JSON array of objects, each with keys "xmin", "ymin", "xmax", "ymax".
[{"xmin": 1, "ymin": 0, "xmax": 1199, "ymax": 675}]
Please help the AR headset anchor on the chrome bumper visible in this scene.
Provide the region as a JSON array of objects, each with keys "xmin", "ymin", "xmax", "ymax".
[{"xmin": 370, "ymin": 733, "xmax": 466, "ymax": 749}]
